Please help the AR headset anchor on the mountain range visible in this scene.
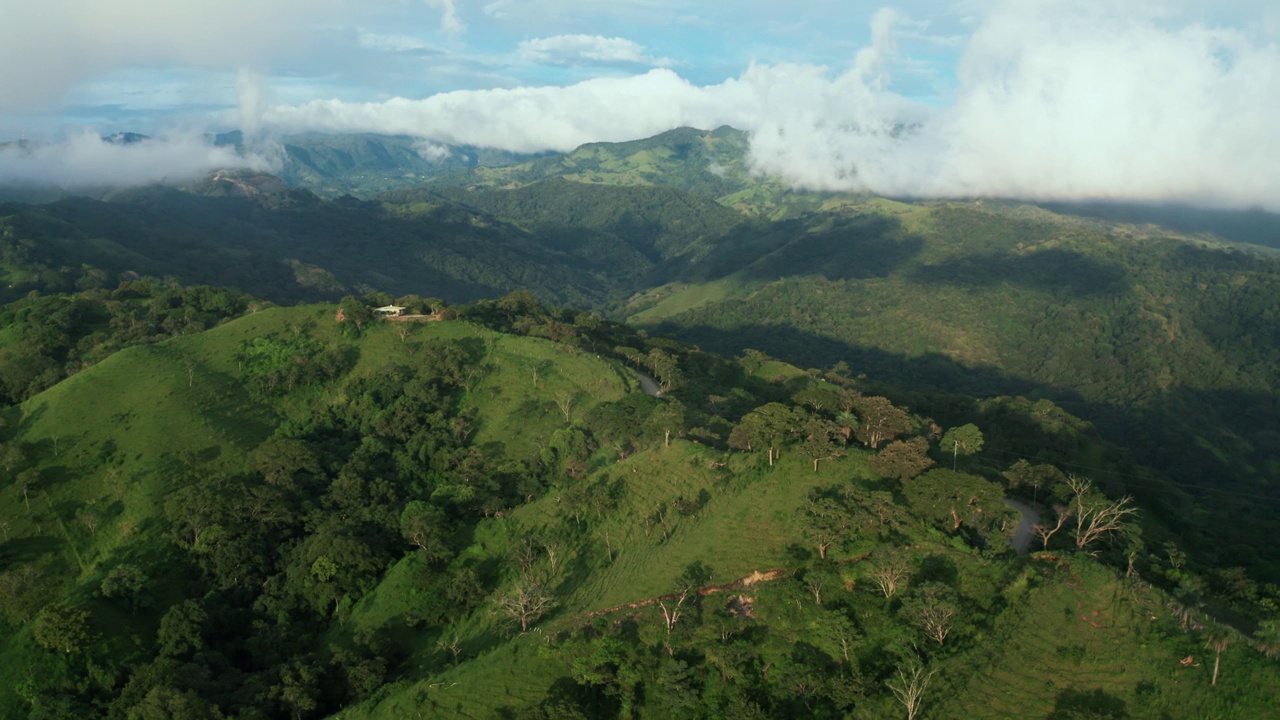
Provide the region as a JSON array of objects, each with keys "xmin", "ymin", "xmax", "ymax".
[{"xmin": 2, "ymin": 125, "xmax": 1280, "ymax": 718}]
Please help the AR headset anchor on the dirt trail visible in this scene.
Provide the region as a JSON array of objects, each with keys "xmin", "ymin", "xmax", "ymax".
[{"xmin": 582, "ymin": 553, "xmax": 872, "ymax": 620}]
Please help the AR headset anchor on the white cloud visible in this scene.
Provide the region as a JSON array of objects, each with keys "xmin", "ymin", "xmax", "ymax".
[
  {"xmin": 517, "ymin": 35, "xmax": 669, "ymax": 66},
  {"xmin": 0, "ymin": 132, "xmax": 278, "ymax": 188},
  {"xmin": 259, "ymin": 1, "xmax": 1280, "ymax": 211},
  {"xmin": 414, "ymin": 140, "xmax": 452, "ymax": 161},
  {"xmin": 359, "ymin": 31, "xmax": 435, "ymax": 53},
  {"xmin": 0, "ymin": 0, "xmax": 379, "ymax": 111},
  {"xmin": 425, "ymin": 0, "xmax": 465, "ymax": 35}
]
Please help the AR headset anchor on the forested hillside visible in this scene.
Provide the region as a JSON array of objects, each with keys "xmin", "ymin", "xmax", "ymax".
[
  {"xmin": 2, "ymin": 294, "xmax": 1278, "ymax": 719},
  {"xmin": 3, "ymin": 126, "xmax": 1280, "ymax": 718}
]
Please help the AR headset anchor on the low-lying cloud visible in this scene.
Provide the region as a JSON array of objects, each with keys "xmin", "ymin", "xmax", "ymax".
[
  {"xmin": 259, "ymin": 2, "xmax": 1280, "ymax": 210},
  {"xmin": 0, "ymin": 132, "xmax": 277, "ymax": 189}
]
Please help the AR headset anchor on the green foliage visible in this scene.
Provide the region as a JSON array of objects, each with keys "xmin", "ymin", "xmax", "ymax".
[{"xmin": 32, "ymin": 602, "xmax": 92, "ymax": 654}]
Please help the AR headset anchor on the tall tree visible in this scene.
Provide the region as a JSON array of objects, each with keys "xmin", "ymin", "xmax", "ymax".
[
  {"xmin": 869, "ymin": 437, "xmax": 934, "ymax": 481},
  {"xmin": 886, "ymin": 661, "xmax": 935, "ymax": 720},
  {"xmin": 645, "ymin": 399, "xmax": 687, "ymax": 448},
  {"xmin": 940, "ymin": 423, "xmax": 984, "ymax": 470},
  {"xmin": 851, "ymin": 396, "xmax": 911, "ymax": 449},
  {"xmin": 800, "ymin": 417, "xmax": 845, "ymax": 472}
]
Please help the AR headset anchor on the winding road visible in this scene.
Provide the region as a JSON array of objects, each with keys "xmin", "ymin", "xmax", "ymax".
[
  {"xmin": 635, "ymin": 371, "xmax": 663, "ymax": 397},
  {"xmin": 1003, "ymin": 498, "xmax": 1041, "ymax": 555}
]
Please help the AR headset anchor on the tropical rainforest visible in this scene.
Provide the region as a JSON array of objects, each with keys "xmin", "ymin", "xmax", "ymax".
[{"xmin": 1, "ymin": 126, "xmax": 1279, "ymax": 719}]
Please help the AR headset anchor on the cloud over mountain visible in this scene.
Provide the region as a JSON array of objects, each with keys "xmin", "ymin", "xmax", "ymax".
[
  {"xmin": 256, "ymin": 2, "xmax": 1280, "ymax": 210},
  {"xmin": 0, "ymin": 133, "xmax": 277, "ymax": 188}
]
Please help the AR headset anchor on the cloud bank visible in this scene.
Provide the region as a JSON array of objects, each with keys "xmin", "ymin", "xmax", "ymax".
[
  {"xmin": 0, "ymin": 133, "xmax": 277, "ymax": 189},
  {"xmin": 259, "ymin": 2, "xmax": 1280, "ymax": 210}
]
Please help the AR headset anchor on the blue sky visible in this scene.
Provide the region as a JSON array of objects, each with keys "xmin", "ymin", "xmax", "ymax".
[
  {"xmin": 0, "ymin": 0, "xmax": 990, "ymax": 135},
  {"xmin": 3, "ymin": 1, "xmax": 1280, "ymax": 210}
]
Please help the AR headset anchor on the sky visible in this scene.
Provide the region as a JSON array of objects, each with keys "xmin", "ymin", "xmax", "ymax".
[{"xmin": 1, "ymin": 0, "xmax": 1279, "ymax": 209}]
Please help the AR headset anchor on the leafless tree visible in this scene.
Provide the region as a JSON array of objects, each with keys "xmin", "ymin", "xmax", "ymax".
[
  {"xmin": 494, "ymin": 578, "xmax": 557, "ymax": 632},
  {"xmin": 554, "ymin": 391, "xmax": 577, "ymax": 424},
  {"xmin": 658, "ymin": 586, "xmax": 692, "ymax": 642},
  {"xmin": 886, "ymin": 661, "xmax": 936, "ymax": 720},
  {"xmin": 1033, "ymin": 504, "xmax": 1073, "ymax": 550},
  {"xmin": 437, "ymin": 630, "xmax": 463, "ymax": 664},
  {"xmin": 867, "ymin": 555, "xmax": 911, "ymax": 598},
  {"xmin": 595, "ymin": 529, "xmax": 615, "ymax": 563},
  {"xmin": 1068, "ymin": 476, "xmax": 1138, "ymax": 550},
  {"xmin": 511, "ymin": 536, "xmax": 542, "ymax": 578},
  {"xmin": 805, "ymin": 575, "xmax": 824, "ymax": 606},
  {"xmin": 78, "ymin": 509, "xmax": 100, "ymax": 536},
  {"xmin": 916, "ymin": 598, "xmax": 956, "ymax": 646},
  {"xmin": 545, "ymin": 542, "xmax": 563, "ymax": 579}
]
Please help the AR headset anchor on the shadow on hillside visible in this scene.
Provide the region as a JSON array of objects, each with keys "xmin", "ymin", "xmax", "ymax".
[
  {"xmin": 659, "ymin": 321, "xmax": 1280, "ymax": 578},
  {"xmin": 910, "ymin": 247, "xmax": 1128, "ymax": 297},
  {"xmin": 689, "ymin": 214, "xmax": 927, "ymax": 284},
  {"xmin": 1048, "ymin": 687, "xmax": 1129, "ymax": 719},
  {"xmin": 1039, "ymin": 200, "xmax": 1280, "ymax": 251},
  {"xmin": 0, "ymin": 536, "xmax": 62, "ymax": 569}
]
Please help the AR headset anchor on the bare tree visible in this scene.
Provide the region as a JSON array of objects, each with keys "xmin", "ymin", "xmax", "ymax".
[
  {"xmin": 78, "ymin": 509, "xmax": 100, "ymax": 536},
  {"xmin": 886, "ymin": 661, "xmax": 936, "ymax": 720},
  {"xmin": 1207, "ymin": 633, "xmax": 1230, "ymax": 687},
  {"xmin": 494, "ymin": 577, "xmax": 557, "ymax": 632},
  {"xmin": 916, "ymin": 597, "xmax": 957, "ymax": 640},
  {"xmin": 1068, "ymin": 476, "xmax": 1138, "ymax": 550},
  {"xmin": 554, "ymin": 391, "xmax": 577, "ymax": 424},
  {"xmin": 437, "ymin": 630, "xmax": 463, "ymax": 664},
  {"xmin": 867, "ymin": 554, "xmax": 911, "ymax": 598},
  {"xmin": 805, "ymin": 574, "xmax": 824, "ymax": 606},
  {"xmin": 1033, "ymin": 504, "xmax": 1073, "ymax": 551},
  {"xmin": 595, "ymin": 528, "xmax": 615, "ymax": 563},
  {"xmin": 544, "ymin": 542, "xmax": 563, "ymax": 579},
  {"xmin": 657, "ymin": 563, "xmax": 712, "ymax": 652},
  {"xmin": 511, "ymin": 536, "xmax": 542, "ymax": 578}
]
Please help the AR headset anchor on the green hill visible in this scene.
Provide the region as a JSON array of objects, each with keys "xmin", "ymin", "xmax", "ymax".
[{"xmin": 1, "ymin": 296, "xmax": 1278, "ymax": 719}]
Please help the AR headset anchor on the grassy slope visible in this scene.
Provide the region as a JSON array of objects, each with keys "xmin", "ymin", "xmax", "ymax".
[
  {"xmin": 0, "ymin": 306, "xmax": 636, "ymax": 713},
  {"xmin": 937, "ymin": 559, "xmax": 1280, "ymax": 719},
  {"xmin": 339, "ymin": 447, "xmax": 879, "ymax": 719}
]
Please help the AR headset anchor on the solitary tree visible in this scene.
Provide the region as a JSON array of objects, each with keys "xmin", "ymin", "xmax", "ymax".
[
  {"xmin": 804, "ymin": 493, "xmax": 854, "ymax": 560},
  {"xmin": 905, "ymin": 583, "xmax": 958, "ymax": 646},
  {"xmin": 886, "ymin": 660, "xmax": 936, "ymax": 720},
  {"xmin": 800, "ymin": 417, "xmax": 845, "ymax": 472},
  {"xmin": 1067, "ymin": 476, "xmax": 1138, "ymax": 550},
  {"xmin": 495, "ymin": 577, "xmax": 557, "ymax": 632},
  {"xmin": 1206, "ymin": 631, "xmax": 1231, "ymax": 687},
  {"xmin": 940, "ymin": 424, "xmax": 984, "ymax": 470},
  {"xmin": 869, "ymin": 437, "xmax": 934, "ymax": 481},
  {"xmin": 645, "ymin": 399, "xmax": 686, "ymax": 448},
  {"xmin": 867, "ymin": 552, "xmax": 912, "ymax": 598},
  {"xmin": 657, "ymin": 562, "xmax": 712, "ymax": 651},
  {"xmin": 1033, "ymin": 505, "xmax": 1073, "ymax": 551},
  {"xmin": 851, "ymin": 396, "xmax": 912, "ymax": 449}
]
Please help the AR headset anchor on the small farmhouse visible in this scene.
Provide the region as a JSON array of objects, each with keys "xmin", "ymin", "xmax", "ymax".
[{"xmin": 374, "ymin": 305, "xmax": 406, "ymax": 317}]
